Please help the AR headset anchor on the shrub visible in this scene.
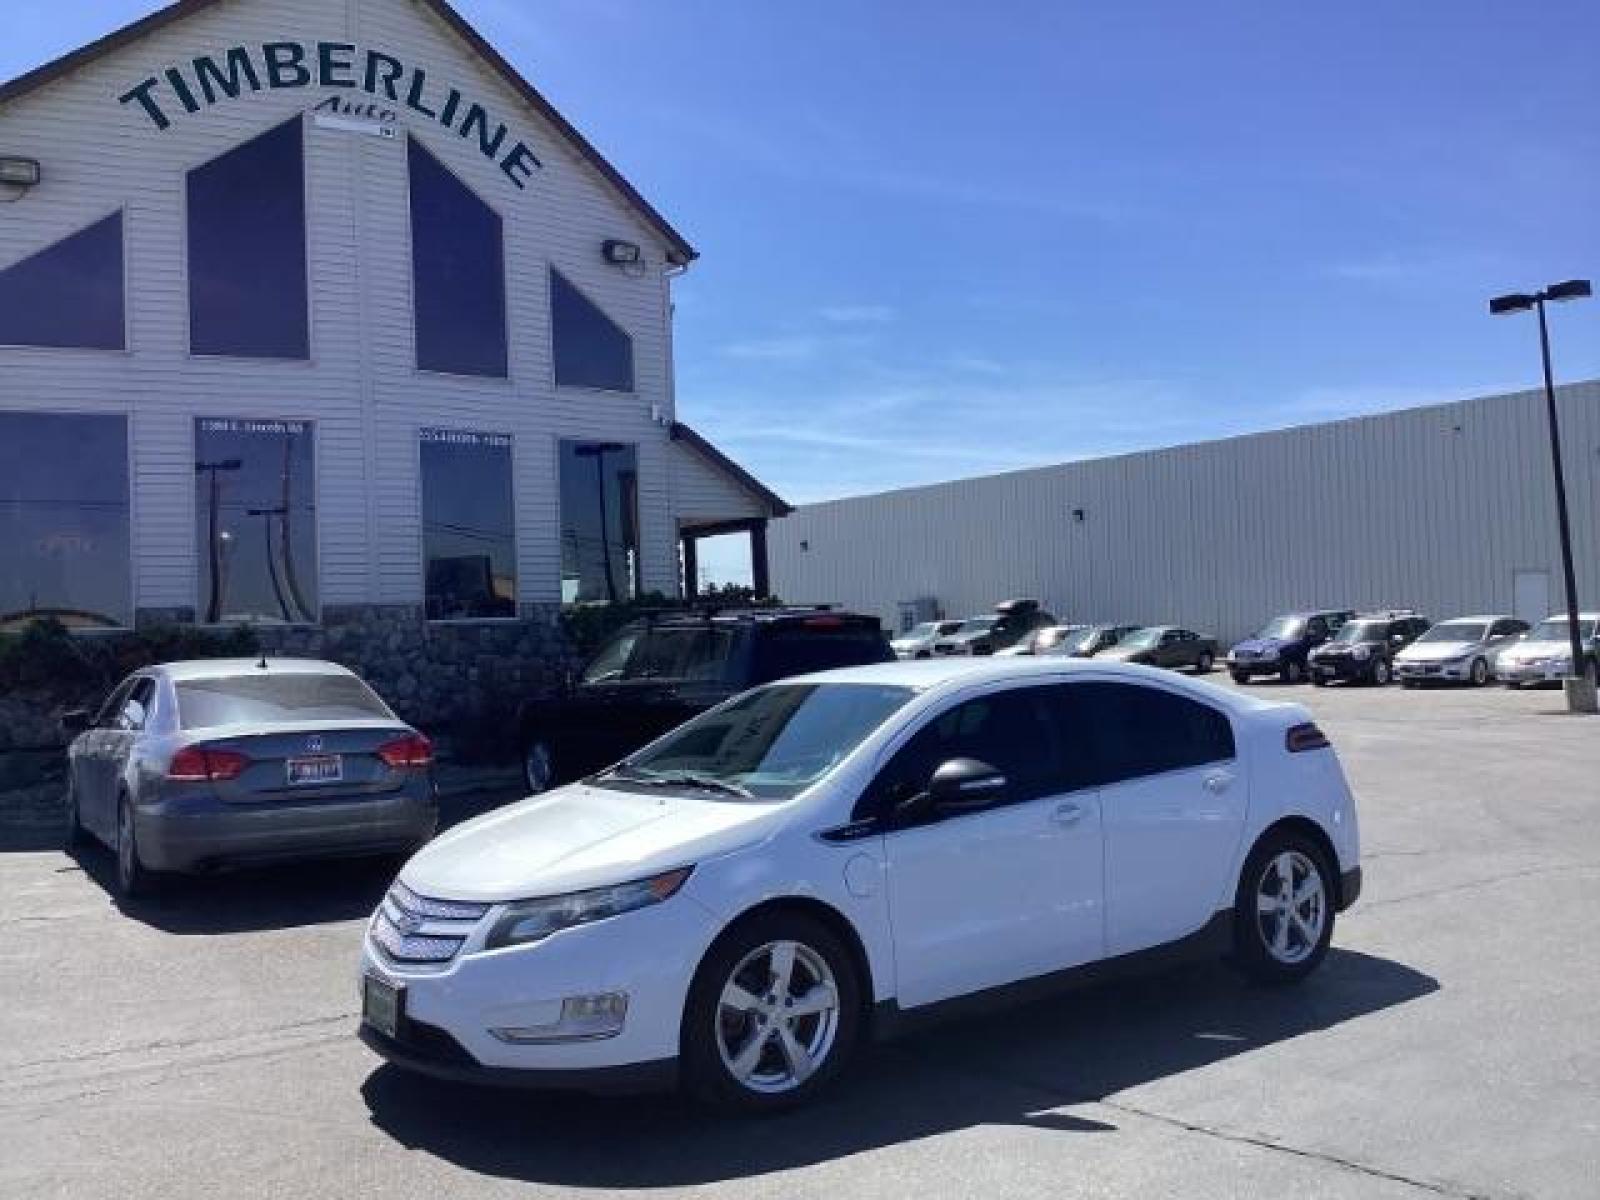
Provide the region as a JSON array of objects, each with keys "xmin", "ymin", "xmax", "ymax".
[{"xmin": 0, "ymin": 618, "xmax": 259, "ymax": 701}]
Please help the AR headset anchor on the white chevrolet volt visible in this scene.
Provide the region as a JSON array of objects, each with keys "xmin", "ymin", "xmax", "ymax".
[{"xmin": 358, "ymin": 657, "xmax": 1361, "ymax": 1111}]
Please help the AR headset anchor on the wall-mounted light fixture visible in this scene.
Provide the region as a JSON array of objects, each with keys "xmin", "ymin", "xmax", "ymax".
[
  {"xmin": 1071, "ymin": 508, "xmax": 1086, "ymax": 523},
  {"xmin": 0, "ymin": 156, "xmax": 41, "ymax": 201},
  {"xmin": 602, "ymin": 238, "xmax": 641, "ymax": 265}
]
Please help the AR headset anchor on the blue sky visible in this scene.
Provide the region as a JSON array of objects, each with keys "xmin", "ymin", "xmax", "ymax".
[{"xmin": 6, "ymin": 2, "xmax": 1598, "ymax": 583}]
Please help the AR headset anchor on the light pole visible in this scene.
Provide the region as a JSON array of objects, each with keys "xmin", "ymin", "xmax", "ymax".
[
  {"xmin": 1489, "ymin": 278, "xmax": 1595, "ymax": 713},
  {"xmin": 574, "ymin": 443, "xmax": 626, "ymax": 603},
  {"xmin": 194, "ymin": 457, "xmax": 241, "ymax": 623}
]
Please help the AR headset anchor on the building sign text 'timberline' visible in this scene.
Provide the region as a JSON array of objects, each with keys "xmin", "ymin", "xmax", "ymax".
[{"xmin": 116, "ymin": 42, "xmax": 542, "ymax": 190}]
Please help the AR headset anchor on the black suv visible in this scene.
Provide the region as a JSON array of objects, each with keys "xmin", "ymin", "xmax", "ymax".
[
  {"xmin": 1307, "ymin": 611, "xmax": 1430, "ymax": 687},
  {"xmin": 516, "ymin": 607, "xmax": 894, "ymax": 792}
]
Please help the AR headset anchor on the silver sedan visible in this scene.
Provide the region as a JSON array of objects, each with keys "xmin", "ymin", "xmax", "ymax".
[
  {"xmin": 1394, "ymin": 614, "xmax": 1529, "ymax": 687},
  {"xmin": 63, "ymin": 658, "xmax": 439, "ymax": 897}
]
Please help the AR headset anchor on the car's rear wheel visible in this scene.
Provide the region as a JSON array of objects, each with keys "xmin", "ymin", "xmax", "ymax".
[
  {"xmin": 64, "ymin": 774, "xmax": 88, "ymax": 850},
  {"xmin": 1230, "ymin": 830, "xmax": 1335, "ymax": 985},
  {"xmin": 1231, "ymin": 671, "xmax": 1249, "ymax": 685},
  {"xmin": 115, "ymin": 794, "xmax": 158, "ymax": 899},
  {"xmin": 1195, "ymin": 652, "xmax": 1214, "ymax": 674},
  {"xmin": 1281, "ymin": 659, "xmax": 1305, "ymax": 685},
  {"xmin": 1469, "ymin": 657, "xmax": 1490, "ymax": 687},
  {"xmin": 683, "ymin": 910, "xmax": 862, "ymax": 1113},
  {"xmin": 522, "ymin": 737, "xmax": 555, "ymax": 795}
]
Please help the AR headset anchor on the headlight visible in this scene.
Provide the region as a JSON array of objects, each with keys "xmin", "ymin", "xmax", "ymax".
[
  {"xmin": 484, "ymin": 866, "xmax": 693, "ymax": 951},
  {"xmin": 1352, "ymin": 645, "xmax": 1371, "ymax": 660}
]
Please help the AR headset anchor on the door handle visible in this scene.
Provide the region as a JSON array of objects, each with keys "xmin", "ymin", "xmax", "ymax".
[
  {"xmin": 1202, "ymin": 771, "xmax": 1233, "ymax": 795},
  {"xmin": 1052, "ymin": 801, "xmax": 1085, "ymax": 826}
]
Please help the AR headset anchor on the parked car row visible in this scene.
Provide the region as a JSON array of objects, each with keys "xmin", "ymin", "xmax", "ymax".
[{"xmin": 1226, "ymin": 607, "xmax": 1599, "ymax": 689}]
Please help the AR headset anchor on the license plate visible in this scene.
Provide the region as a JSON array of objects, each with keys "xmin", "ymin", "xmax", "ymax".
[
  {"xmin": 287, "ymin": 754, "xmax": 342, "ymax": 785},
  {"xmin": 362, "ymin": 974, "xmax": 402, "ymax": 1038}
]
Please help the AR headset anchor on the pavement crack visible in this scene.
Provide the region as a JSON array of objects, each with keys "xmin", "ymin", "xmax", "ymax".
[
  {"xmin": 2, "ymin": 1011, "xmax": 356, "ymax": 1074},
  {"xmin": 1098, "ymin": 1097, "xmax": 1501, "ymax": 1199}
]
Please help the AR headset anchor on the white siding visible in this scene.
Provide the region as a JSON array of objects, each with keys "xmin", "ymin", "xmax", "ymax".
[
  {"xmin": 670, "ymin": 440, "xmax": 768, "ymax": 527},
  {"xmin": 770, "ymin": 382, "xmax": 1600, "ymax": 644},
  {"xmin": 0, "ymin": 0, "xmax": 696, "ymax": 614}
]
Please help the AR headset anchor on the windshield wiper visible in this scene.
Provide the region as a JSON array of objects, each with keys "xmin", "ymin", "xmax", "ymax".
[{"xmin": 641, "ymin": 771, "xmax": 753, "ymax": 798}]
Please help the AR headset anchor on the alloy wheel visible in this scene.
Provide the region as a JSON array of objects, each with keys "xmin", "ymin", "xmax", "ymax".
[
  {"xmin": 523, "ymin": 740, "xmax": 554, "ymax": 794},
  {"xmin": 117, "ymin": 801, "xmax": 136, "ymax": 891},
  {"xmin": 715, "ymin": 939, "xmax": 840, "ymax": 1095},
  {"xmin": 1255, "ymin": 850, "xmax": 1326, "ymax": 966},
  {"xmin": 1470, "ymin": 658, "xmax": 1489, "ymax": 686},
  {"xmin": 1373, "ymin": 659, "xmax": 1391, "ymax": 685}
]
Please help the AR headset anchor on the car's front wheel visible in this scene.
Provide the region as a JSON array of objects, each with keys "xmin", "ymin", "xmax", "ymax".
[
  {"xmin": 64, "ymin": 774, "xmax": 88, "ymax": 850},
  {"xmin": 1281, "ymin": 659, "xmax": 1305, "ymax": 685},
  {"xmin": 521, "ymin": 736, "xmax": 555, "ymax": 795},
  {"xmin": 1370, "ymin": 658, "xmax": 1392, "ymax": 686},
  {"xmin": 1231, "ymin": 830, "xmax": 1335, "ymax": 985},
  {"xmin": 1231, "ymin": 671, "xmax": 1249, "ymax": 685},
  {"xmin": 1195, "ymin": 652, "xmax": 1214, "ymax": 674},
  {"xmin": 683, "ymin": 910, "xmax": 862, "ymax": 1112},
  {"xmin": 1469, "ymin": 657, "xmax": 1490, "ymax": 687}
]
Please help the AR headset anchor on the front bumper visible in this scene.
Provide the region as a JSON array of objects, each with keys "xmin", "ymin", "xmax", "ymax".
[
  {"xmin": 1338, "ymin": 867, "xmax": 1362, "ymax": 911},
  {"xmin": 357, "ymin": 1021, "xmax": 676, "ymax": 1093},
  {"xmin": 1226, "ymin": 655, "xmax": 1282, "ymax": 676},
  {"xmin": 1395, "ymin": 659, "xmax": 1472, "ymax": 682},
  {"xmin": 136, "ymin": 787, "xmax": 437, "ymax": 872},
  {"xmin": 358, "ymin": 885, "xmax": 721, "ymax": 1082},
  {"xmin": 1496, "ymin": 660, "xmax": 1569, "ymax": 685},
  {"xmin": 1310, "ymin": 655, "xmax": 1371, "ymax": 681}
]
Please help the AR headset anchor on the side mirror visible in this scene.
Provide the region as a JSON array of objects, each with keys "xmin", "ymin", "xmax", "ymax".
[
  {"xmin": 927, "ymin": 757, "xmax": 1007, "ymax": 813},
  {"xmin": 60, "ymin": 708, "xmax": 92, "ymax": 735}
]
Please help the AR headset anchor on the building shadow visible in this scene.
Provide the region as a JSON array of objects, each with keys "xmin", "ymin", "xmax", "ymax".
[{"xmin": 360, "ymin": 948, "xmax": 1437, "ymax": 1189}]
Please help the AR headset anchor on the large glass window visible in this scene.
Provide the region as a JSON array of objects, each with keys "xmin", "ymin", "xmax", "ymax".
[
  {"xmin": 551, "ymin": 269, "xmax": 633, "ymax": 392},
  {"xmin": 420, "ymin": 428, "xmax": 515, "ymax": 619},
  {"xmin": 187, "ymin": 117, "xmax": 309, "ymax": 358},
  {"xmin": 0, "ymin": 413, "xmax": 130, "ymax": 630},
  {"xmin": 408, "ymin": 138, "xmax": 507, "ymax": 377},
  {"xmin": 0, "ymin": 214, "xmax": 125, "ymax": 350},
  {"xmin": 559, "ymin": 440, "xmax": 639, "ymax": 604},
  {"xmin": 194, "ymin": 418, "xmax": 317, "ymax": 623}
]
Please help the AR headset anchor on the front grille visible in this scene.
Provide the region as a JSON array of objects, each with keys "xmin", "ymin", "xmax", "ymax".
[{"xmin": 370, "ymin": 882, "xmax": 489, "ymax": 965}]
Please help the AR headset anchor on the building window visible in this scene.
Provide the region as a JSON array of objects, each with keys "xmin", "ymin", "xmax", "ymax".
[
  {"xmin": 420, "ymin": 428, "xmax": 516, "ymax": 619},
  {"xmin": 559, "ymin": 440, "xmax": 639, "ymax": 603},
  {"xmin": 194, "ymin": 418, "xmax": 317, "ymax": 623},
  {"xmin": 0, "ymin": 413, "xmax": 130, "ymax": 630},
  {"xmin": 0, "ymin": 213, "xmax": 125, "ymax": 350},
  {"xmin": 187, "ymin": 117, "xmax": 309, "ymax": 358},
  {"xmin": 408, "ymin": 138, "xmax": 508, "ymax": 378},
  {"xmin": 551, "ymin": 269, "xmax": 633, "ymax": 392}
]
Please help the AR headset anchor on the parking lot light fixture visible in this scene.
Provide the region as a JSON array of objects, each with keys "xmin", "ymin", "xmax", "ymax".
[{"xmin": 1489, "ymin": 279, "xmax": 1595, "ymax": 713}]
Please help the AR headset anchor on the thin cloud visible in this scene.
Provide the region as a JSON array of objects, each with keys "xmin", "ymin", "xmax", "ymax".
[
  {"xmin": 719, "ymin": 336, "xmax": 822, "ymax": 362},
  {"xmin": 818, "ymin": 304, "xmax": 896, "ymax": 324}
]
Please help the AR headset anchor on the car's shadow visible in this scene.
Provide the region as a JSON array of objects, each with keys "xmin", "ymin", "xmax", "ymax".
[
  {"xmin": 360, "ymin": 948, "xmax": 1437, "ymax": 1189},
  {"xmin": 62, "ymin": 787, "xmax": 526, "ymax": 935}
]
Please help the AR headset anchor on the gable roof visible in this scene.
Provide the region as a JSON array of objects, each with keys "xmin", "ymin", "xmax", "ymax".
[
  {"xmin": 0, "ymin": 0, "xmax": 696, "ymax": 265},
  {"xmin": 671, "ymin": 421, "xmax": 793, "ymax": 517}
]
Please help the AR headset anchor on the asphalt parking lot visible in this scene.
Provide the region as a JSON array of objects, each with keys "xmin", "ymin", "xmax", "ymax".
[{"xmin": 3, "ymin": 679, "xmax": 1597, "ymax": 1199}]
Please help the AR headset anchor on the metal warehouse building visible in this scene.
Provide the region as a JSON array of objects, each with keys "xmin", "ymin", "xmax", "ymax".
[
  {"xmin": 770, "ymin": 381, "xmax": 1600, "ymax": 646},
  {"xmin": 0, "ymin": 0, "xmax": 787, "ymax": 723}
]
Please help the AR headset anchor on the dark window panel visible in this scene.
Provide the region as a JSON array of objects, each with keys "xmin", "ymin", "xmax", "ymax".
[
  {"xmin": 187, "ymin": 117, "xmax": 309, "ymax": 358},
  {"xmin": 0, "ymin": 213, "xmax": 124, "ymax": 350},
  {"xmin": 420, "ymin": 428, "xmax": 516, "ymax": 619},
  {"xmin": 551, "ymin": 268, "xmax": 634, "ymax": 392},
  {"xmin": 559, "ymin": 440, "xmax": 639, "ymax": 604},
  {"xmin": 0, "ymin": 413, "xmax": 131, "ymax": 629},
  {"xmin": 193, "ymin": 418, "xmax": 318, "ymax": 624},
  {"xmin": 408, "ymin": 138, "xmax": 508, "ymax": 378}
]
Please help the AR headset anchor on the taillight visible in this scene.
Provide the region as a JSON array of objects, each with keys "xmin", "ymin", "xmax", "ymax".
[
  {"xmin": 167, "ymin": 745, "xmax": 249, "ymax": 781},
  {"xmin": 378, "ymin": 732, "xmax": 433, "ymax": 769},
  {"xmin": 1285, "ymin": 722, "xmax": 1330, "ymax": 753}
]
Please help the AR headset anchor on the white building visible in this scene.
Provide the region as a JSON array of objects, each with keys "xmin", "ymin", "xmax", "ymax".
[
  {"xmin": 771, "ymin": 382, "xmax": 1600, "ymax": 645},
  {"xmin": 0, "ymin": 0, "xmax": 786, "ymax": 718}
]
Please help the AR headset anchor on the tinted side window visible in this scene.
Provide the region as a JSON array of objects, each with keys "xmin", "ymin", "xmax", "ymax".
[
  {"xmin": 95, "ymin": 679, "xmax": 137, "ymax": 728},
  {"xmin": 119, "ymin": 677, "xmax": 156, "ymax": 731},
  {"xmin": 858, "ymin": 688, "xmax": 1062, "ymax": 821},
  {"xmin": 1075, "ymin": 681, "xmax": 1234, "ymax": 785},
  {"xmin": 1307, "ymin": 618, "xmax": 1328, "ymax": 639}
]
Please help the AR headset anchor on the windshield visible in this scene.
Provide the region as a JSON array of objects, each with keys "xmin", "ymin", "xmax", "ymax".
[
  {"xmin": 176, "ymin": 674, "xmax": 394, "ymax": 728},
  {"xmin": 1530, "ymin": 617, "xmax": 1598, "ymax": 642},
  {"xmin": 582, "ymin": 625, "xmax": 735, "ymax": 684},
  {"xmin": 955, "ymin": 617, "xmax": 997, "ymax": 635},
  {"xmin": 1417, "ymin": 621, "xmax": 1488, "ymax": 644},
  {"xmin": 897, "ymin": 623, "xmax": 939, "ymax": 640},
  {"xmin": 1256, "ymin": 616, "xmax": 1304, "ymax": 640},
  {"xmin": 1033, "ymin": 626, "xmax": 1080, "ymax": 651},
  {"xmin": 1050, "ymin": 627, "xmax": 1097, "ymax": 654},
  {"xmin": 1333, "ymin": 621, "xmax": 1385, "ymax": 643},
  {"xmin": 604, "ymin": 683, "xmax": 915, "ymax": 800},
  {"xmin": 1119, "ymin": 627, "xmax": 1161, "ymax": 649}
]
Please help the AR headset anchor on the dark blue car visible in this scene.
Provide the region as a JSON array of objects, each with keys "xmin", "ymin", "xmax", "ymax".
[{"xmin": 1226, "ymin": 609, "xmax": 1353, "ymax": 684}]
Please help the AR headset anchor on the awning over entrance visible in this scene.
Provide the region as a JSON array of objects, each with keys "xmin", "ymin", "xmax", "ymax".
[{"xmin": 669, "ymin": 421, "xmax": 791, "ymax": 599}]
